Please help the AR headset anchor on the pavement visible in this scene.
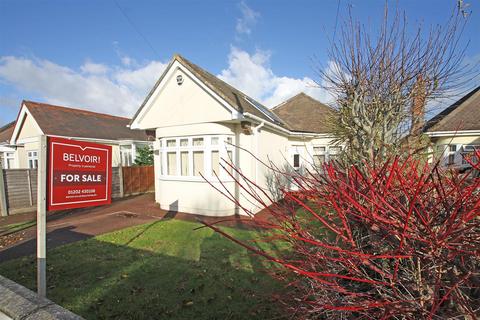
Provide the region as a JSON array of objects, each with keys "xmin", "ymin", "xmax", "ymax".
[{"xmin": 0, "ymin": 193, "xmax": 261, "ymax": 262}]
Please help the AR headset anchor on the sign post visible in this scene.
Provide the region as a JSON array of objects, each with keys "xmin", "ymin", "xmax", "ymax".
[
  {"xmin": 36, "ymin": 136, "xmax": 112, "ymax": 298},
  {"xmin": 37, "ymin": 135, "xmax": 47, "ymax": 298}
]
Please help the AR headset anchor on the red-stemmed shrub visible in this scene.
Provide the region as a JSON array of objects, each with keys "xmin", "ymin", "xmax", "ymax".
[{"xmin": 202, "ymin": 151, "xmax": 480, "ymax": 319}]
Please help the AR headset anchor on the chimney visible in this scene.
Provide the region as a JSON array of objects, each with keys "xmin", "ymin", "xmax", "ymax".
[{"xmin": 410, "ymin": 76, "xmax": 427, "ymax": 136}]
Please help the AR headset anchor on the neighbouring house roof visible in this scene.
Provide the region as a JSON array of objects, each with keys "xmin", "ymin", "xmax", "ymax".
[
  {"xmin": 19, "ymin": 101, "xmax": 153, "ymax": 142},
  {"xmin": 0, "ymin": 121, "xmax": 15, "ymax": 144},
  {"xmin": 271, "ymin": 93, "xmax": 335, "ymax": 134},
  {"xmin": 424, "ymin": 86, "xmax": 480, "ymax": 133}
]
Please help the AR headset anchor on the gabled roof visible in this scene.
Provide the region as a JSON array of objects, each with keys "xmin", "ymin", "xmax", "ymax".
[
  {"xmin": 271, "ymin": 92, "xmax": 335, "ymax": 134},
  {"xmin": 0, "ymin": 121, "xmax": 15, "ymax": 144},
  {"xmin": 131, "ymin": 54, "xmax": 286, "ymax": 127},
  {"xmin": 424, "ymin": 86, "xmax": 480, "ymax": 132},
  {"xmin": 15, "ymin": 101, "xmax": 152, "ymax": 142}
]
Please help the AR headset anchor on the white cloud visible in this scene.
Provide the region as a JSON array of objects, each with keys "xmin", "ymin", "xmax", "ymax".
[
  {"xmin": 218, "ymin": 47, "xmax": 332, "ymax": 107},
  {"xmin": 80, "ymin": 61, "xmax": 109, "ymax": 75},
  {"xmin": 236, "ymin": 1, "xmax": 260, "ymax": 36},
  {"xmin": 0, "ymin": 56, "xmax": 168, "ymax": 117},
  {"xmin": 0, "ymin": 47, "xmax": 335, "ymax": 122}
]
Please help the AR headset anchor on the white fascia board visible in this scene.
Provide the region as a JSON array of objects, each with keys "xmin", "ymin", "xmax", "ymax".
[
  {"xmin": 130, "ymin": 60, "xmax": 241, "ymax": 130},
  {"xmin": 243, "ymin": 112, "xmax": 333, "ymax": 139},
  {"xmin": 426, "ymin": 130, "xmax": 480, "ymax": 137},
  {"xmin": 10, "ymin": 104, "xmax": 44, "ymax": 145},
  {"xmin": 0, "ymin": 145, "xmax": 15, "ymax": 152}
]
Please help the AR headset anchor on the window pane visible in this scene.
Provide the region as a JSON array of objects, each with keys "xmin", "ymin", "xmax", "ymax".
[
  {"xmin": 166, "ymin": 139, "xmax": 176, "ymax": 147},
  {"xmin": 211, "ymin": 137, "xmax": 219, "ymax": 145},
  {"xmin": 293, "ymin": 154, "xmax": 300, "ymax": 168},
  {"xmin": 193, "ymin": 151, "xmax": 204, "ymax": 176},
  {"xmin": 120, "ymin": 145, "xmax": 132, "ymax": 151},
  {"xmin": 193, "ymin": 138, "xmax": 203, "ymax": 146},
  {"xmin": 180, "ymin": 139, "xmax": 189, "ymax": 147},
  {"xmin": 211, "ymin": 151, "xmax": 220, "ymax": 176},
  {"xmin": 330, "ymin": 146, "xmax": 341, "ymax": 154},
  {"xmin": 158, "ymin": 152, "xmax": 162, "ymax": 174},
  {"xmin": 167, "ymin": 152, "xmax": 177, "ymax": 175},
  {"xmin": 314, "ymin": 147, "xmax": 326, "ymax": 154},
  {"xmin": 448, "ymin": 154, "xmax": 455, "ymax": 165},
  {"xmin": 180, "ymin": 152, "xmax": 189, "ymax": 176},
  {"xmin": 314, "ymin": 155, "xmax": 326, "ymax": 167},
  {"xmin": 449, "ymin": 145, "xmax": 457, "ymax": 152}
]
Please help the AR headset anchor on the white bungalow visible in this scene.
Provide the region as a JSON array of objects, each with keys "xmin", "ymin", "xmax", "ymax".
[{"xmin": 130, "ymin": 54, "xmax": 340, "ymax": 216}]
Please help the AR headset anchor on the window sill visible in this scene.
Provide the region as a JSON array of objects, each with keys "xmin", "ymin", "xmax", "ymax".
[{"xmin": 158, "ymin": 176, "xmax": 235, "ymax": 183}]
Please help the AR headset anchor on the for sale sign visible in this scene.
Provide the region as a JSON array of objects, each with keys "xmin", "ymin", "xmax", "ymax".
[{"xmin": 47, "ymin": 136, "xmax": 112, "ymax": 211}]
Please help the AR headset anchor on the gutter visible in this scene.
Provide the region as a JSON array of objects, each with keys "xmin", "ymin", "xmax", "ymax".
[
  {"xmin": 425, "ymin": 130, "xmax": 480, "ymax": 138},
  {"xmin": 243, "ymin": 112, "xmax": 333, "ymax": 139}
]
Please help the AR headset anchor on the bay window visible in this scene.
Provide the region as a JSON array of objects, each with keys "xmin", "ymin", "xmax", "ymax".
[{"xmin": 158, "ymin": 135, "xmax": 234, "ymax": 180}]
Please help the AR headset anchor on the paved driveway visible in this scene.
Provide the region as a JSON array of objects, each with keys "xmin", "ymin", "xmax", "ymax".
[{"xmin": 0, "ymin": 194, "xmax": 165, "ymax": 262}]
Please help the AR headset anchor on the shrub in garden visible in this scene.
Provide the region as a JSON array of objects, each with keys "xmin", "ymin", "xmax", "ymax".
[{"xmin": 203, "ymin": 152, "xmax": 480, "ymax": 319}]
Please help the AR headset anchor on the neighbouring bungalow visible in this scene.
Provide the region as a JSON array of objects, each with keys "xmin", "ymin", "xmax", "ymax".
[
  {"xmin": 0, "ymin": 121, "xmax": 16, "ymax": 169},
  {"xmin": 4, "ymin": 101, "xmax": 154, "ymax": 169},
  {"xmin": 130, "ymin": 54, "xmax": 339, "ymax": 217},
  {"xmin": 424, "ymin": 86, "xmax": 480, "ymax": 169}
]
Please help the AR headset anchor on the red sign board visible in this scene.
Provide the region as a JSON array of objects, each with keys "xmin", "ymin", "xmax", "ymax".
[{"xmin": 47, "ymin": 137, "xmax": 112, "ymax": 211}]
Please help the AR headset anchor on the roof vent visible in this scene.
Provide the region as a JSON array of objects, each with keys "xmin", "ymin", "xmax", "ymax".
[{"xmin": 176, "ymin": 74, "xmax": 184, "ymax": 85}]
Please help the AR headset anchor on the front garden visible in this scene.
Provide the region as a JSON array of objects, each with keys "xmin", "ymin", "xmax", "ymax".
[{"xmin": 0, "ymin": 219, "xmax": 286, "ymax": 319}]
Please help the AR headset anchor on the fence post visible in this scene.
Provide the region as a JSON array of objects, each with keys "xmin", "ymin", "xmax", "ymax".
[
  {"xmin": 27, "ymin": 170, "xmax": 33, "ymax": 207},
  {"xmin": 0, "ymin": 169, "xmax": 8, "ymax": 216},
  {"xmin": 118, "ymin": 166, "xmax": 124, "ymax": 198}
]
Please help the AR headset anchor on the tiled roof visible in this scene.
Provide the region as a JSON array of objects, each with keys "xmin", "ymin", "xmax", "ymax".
[
  {"xmin": 0, "ymin": 121, "xmax": 15, "ymax": 144},
  {"xmin": 271, "ymin": 92, "xmax": 335, "ymax": 134},
  {"xmin": 424, "ymin": 86, "xmax": 480, "ymax": 132},
  {"xmin": 22, "ymin": 101, "xmax": 153, "ymax": 141},
  {"xmin": 175, "ymin": 55, "xmax": 285, "ymax": 125},
  {"xmin": 132, "ymin": 54, "xmax": 286, "ymax": 128}
]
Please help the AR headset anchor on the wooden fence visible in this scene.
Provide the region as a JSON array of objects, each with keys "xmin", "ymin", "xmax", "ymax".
[
  {"xmin": 0, "ymin": 165, "xmax": 154, "ymax": 216},
  {"xmin": 122, "ymin": 165, "xmax": 155, "ymax": 196}
]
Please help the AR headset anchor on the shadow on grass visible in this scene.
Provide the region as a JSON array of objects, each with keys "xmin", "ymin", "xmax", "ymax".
[{"xmin": 0, "ymin": 221, "xmax": 285, "ymax": 320}]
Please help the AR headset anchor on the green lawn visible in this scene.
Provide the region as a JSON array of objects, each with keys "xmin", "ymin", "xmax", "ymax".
[{"xmin": 0, "ymin": 219, "xmax": 286, "ymax": 320}]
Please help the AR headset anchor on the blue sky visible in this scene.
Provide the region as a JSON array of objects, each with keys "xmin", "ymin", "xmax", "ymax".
[{"xmin": 0, "ymin": 0, "xmax": 479, "ymax": 126}]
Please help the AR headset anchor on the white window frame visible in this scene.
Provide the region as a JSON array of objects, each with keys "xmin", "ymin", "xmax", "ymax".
[
  {"xmin": 311, "ymin": 145, "xmax": 343, "ymax": 165},
  {"xmin": 460, "ymin": 145, "xmax": 479, "ymax": 167},
  {"xmin": 446, "ymin": 144, "xmax": 458, "ymax": 166},
  {"xmin": 5, "ymin": 152, "xmax": 15, "ymax": 169},
  {"xmin": 27, "ymin": 150, "xmax": 38, "ymax": 169},
  {"xmin": 120, "ymin": 144, "xmax": 134, "ymax": 167},
  {"xmin": 158, "ymin": 134, "xmax": 235, "ymax": 181}
]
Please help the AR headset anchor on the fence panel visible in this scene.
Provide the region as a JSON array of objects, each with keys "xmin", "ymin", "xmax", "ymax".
[
  {"xmin": 122, "ymin": 165, "xmax": 154, "ymax": 196},
  {"xmin": 111, "ymin": 166, "xmax": 122, "ymax": 199},
  {"xmin": 3, "ymin": 169, "xmax": 37, "ymax": 214}
]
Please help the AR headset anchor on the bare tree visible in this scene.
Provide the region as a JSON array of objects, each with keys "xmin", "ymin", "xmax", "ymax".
[{"xmin": 317, "ymin": 4, "xmax": 477, "ymax": 163}]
